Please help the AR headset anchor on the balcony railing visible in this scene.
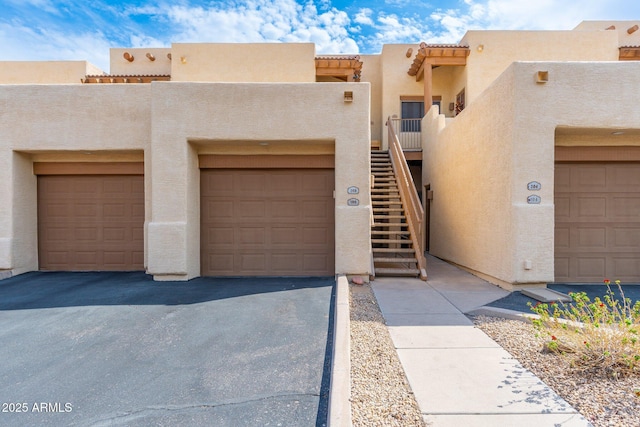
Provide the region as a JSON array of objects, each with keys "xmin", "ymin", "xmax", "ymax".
[{"xmin": 389, "ymin": 118, "xmax": 422, "ymax": 150}]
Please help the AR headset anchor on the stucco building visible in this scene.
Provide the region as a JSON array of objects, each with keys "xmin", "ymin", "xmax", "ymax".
[{"xmin": 1, "ymin": 21, "xmax": 639, "ymax": 289}]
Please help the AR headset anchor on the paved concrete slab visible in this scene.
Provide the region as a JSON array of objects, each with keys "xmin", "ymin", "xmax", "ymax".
[
  {"xmin": 425, "ymin": 413, "xmax": 592, "ymax": 427},
  {"xmin": 383, "ymin": 313, "xmax": 473, "ymax": 326},
  {"xmin": 373, "ymin": 287, "xmax": 461, "ymax": 315},
  {"xmin": 397, "ymin": 347, "xmax": 575, "ymax": 414},
  {"xmin": 389, "ymin": 325, "xmax": 501, "ymax": 349},
  {"xmin": 0, "ymin": 272, "xmax": 334, "ymax": 426},
  {"xmin": 371, "ymin": 254, "xmax": 592, "ymax": 426}
]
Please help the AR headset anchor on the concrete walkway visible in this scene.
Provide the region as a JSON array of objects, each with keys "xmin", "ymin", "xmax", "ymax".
[{"xmin": 371, "ymin": 255, "xmax": 592, "ymax": 427}]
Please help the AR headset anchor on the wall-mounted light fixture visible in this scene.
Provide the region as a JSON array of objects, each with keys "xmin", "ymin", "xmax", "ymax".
[
  {"xmin": 344, "ymin": 91, "xmax": 353, "ymax": 102},
  {"xmin": 123, "ymin": 52, "xmax": 134, "ymax": 62},
  {"xmin": 535, "ymin": 70, "xmax": 549, "ymax": 84},
  {"xmin": 180, "ymin": 56, "xmax": 187, "ymax": 64},
  {"xmin": 146, "ymin": 53, "xmax": 155, "ymax": 61},
  {"xmin": 477, "ymin": 44, "xmax": 484, "ymax": 52},
  {"xmin": 448, "ymin": 102, "xmax": 455, "ymax": 111}
]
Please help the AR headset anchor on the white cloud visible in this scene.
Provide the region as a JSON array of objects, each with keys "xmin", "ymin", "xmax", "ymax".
[
  {"xmin": 0, "ymin": 21, "xmax": 111, "ymax": 70},
  {"xmin": 434, "ymin": 0, "xmax": 640, "ymax": 35},
  {"xmin": 149, "ymin": 0, "xmax": 359, "ymax": 53},
  {"xmin": 5, "ymin": 0, "xmax": 640, "ymax": 66},
  {"xmin": 3, "ymin": 0, "xmax": 60, "ymax": 14},
  {"xmin": 354, "ymin": 8, "xmax": 374, "ymax": 26}
]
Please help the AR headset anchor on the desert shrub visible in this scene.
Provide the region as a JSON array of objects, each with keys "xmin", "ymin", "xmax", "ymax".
[{"xmin": 529, "ymin": 280, "xmax": 640, "ymax": 379}]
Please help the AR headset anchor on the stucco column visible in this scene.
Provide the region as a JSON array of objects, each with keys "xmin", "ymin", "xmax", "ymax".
[
  {"xmin": 0, "ymin": 150, "xmax": 13, "ymax": 273},
  {"xmin": 423, "ymin": 61, "xmax": 433, "ymax": 114},
  {"xmin": 0, "ymin": 152, "xmax": 38, "ymax": 276},
  {"xmin": 334, "ymin": 133, "xmax": 372, "ymax": 276},
  {"xmin": 147, "ymin": 84, "xmax": 200, "ymax": 281}
]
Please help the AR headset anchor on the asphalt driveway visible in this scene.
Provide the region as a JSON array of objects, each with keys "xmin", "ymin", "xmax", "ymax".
[{"xmin": 0, "ymin": 272, "xmax": 334, "ymax": 426}]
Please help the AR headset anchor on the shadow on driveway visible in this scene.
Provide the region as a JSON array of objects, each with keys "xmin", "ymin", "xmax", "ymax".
[
  {"xmin": 0, "ymin": 271, "xmax": 331, "ymax": 310},
  {"xmin": 0, "ymin": 272, "xmax": 334, "ymax": 426}
]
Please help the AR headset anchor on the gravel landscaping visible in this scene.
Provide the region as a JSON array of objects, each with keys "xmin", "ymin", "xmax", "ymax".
[
  {"xmin": 349, "ymin": 283, "xmax": 425, "ymax": 426},
  {"xmin": 473, "ymin": 315, "xmax": 640, "ymax": 427},
  {"xmin": 349, "ymin": 280, "xmax": 640, "ymax": 427}
]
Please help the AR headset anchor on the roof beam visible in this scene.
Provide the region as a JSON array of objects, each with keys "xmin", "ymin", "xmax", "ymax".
[{"xmin": 408, "ymin": 43, "xmax": 470, "ymax": 80}]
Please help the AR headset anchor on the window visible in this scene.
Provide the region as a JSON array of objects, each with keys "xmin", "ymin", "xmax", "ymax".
[
  {"xmin": 455, "ymin": 89, "xmax": 465, "ymax": 115},
  {"xmin": 400, "ymin": 96, "xmax": 423, "ymax": 132},
  {"xmin": 400, "ymin": 96, "xmax": 442, "ymax": 131}
]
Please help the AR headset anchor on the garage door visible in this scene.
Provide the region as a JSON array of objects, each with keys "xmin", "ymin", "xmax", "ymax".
[
  {"xmin": 555, "ymin": 163, "xmax": 640, "ymax": 282},
  {"xmin": 38, "ymin": 175, "xmax": 144, "ymax": 271},
  {"xmin": 201, "ymin": 169, "xmax": 335, "ymax": 276}
]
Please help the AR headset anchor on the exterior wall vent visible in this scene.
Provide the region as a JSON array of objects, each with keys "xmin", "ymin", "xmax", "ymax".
[{"xmin": 536, "ymin": 71, "xmax": 549, "ymax": 84}]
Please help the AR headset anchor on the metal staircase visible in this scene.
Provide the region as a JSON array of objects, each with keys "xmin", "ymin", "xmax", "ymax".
[{"xmin": 370, "ymin": 150, "xmax": 424, "ymax": 278}]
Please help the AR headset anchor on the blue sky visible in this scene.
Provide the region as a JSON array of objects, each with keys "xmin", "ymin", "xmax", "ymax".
[{"xmin": 2, "ymin": 0, "xmax": 639, "ymax": 72}]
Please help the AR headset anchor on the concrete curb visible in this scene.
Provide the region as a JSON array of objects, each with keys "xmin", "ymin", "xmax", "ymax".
[
  {"xmin": 327, "ymin": 275, "xmax": 351, "ymax": 427},
  {"xmin": 466, "ymin": 306, "xmax": 539, "ymax": 322}
]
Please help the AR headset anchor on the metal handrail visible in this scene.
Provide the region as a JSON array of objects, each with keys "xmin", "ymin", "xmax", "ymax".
[{"xmin": 386, "ymin": 117, "xmax": 427, "ymax": 280}]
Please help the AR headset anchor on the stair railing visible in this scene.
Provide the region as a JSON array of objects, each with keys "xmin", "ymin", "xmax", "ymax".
[{"xmin": 386, "ymin": 117, "xmax": 427, "ymax": 280}]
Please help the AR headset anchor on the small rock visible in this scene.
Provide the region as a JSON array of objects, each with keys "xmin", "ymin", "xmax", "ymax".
[{"xmin": 351, "ymin": 276, "xmax": 364, "ymax": 285}]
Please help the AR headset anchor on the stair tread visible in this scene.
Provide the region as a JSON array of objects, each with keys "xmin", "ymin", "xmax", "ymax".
[
  {"xmin": 372, "ymin": 239, "xmax": 412, "ymax": 244},
  {"xmin": 373, "ymin": 248, "xmax": 415, "ymax": 252},
  {"xmin": 375, "ymin": 267, "xmax": 420, "ymax": 276},
  {"xmin": 371, "ymin": 230, "xmax": 411, "ymax": 235},
  {"xmin": 372, "ymin": 223, "xmax": 408, "ymax": 227},
  {"xmin": 374, "ymin": 257, "xmax": 417, "ymax": 263},
  {"xmin": 373, "ymin": 215, "xmax": 406, "ymax": 219}
]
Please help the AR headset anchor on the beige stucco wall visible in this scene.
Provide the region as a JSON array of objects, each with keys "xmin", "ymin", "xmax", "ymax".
[
  {"xmin": 360, "ymin": 55, "xmax": 382, "ymax": 143},
  {"xmin": 170, "ymin": 43, "xmax": 316, "ymax": 82},
  {"xmin": 574, "ymin": 21, "xmax": 640, "ymax": 46},
  {"xmin": 423, "ymin": 61, "xmax": 640, "ymax": 289},
  {"xmin": 380, "ymin": 44, "xmax": 425, "ymax": 149},
  {"xmin": 0, "ymin": 85, "xmax": 151, "ymax": 275},
  {"xmin": 148, "ymin": 82, "xmax": 371, "ymax": 280},
  {"xmin": 0, "ymin": 61, "xmax": 102, "ymax": 84},
  {"xmin": 432, "ymin": 66, "xmax": 461, "ymax": 118},
  {"xmin": 110, "ymin": 48, "xmax": 172, "ymax": 76},
  {"xmin": 457, "ymin": 30, "xmax": 619, "ymax": 105}
]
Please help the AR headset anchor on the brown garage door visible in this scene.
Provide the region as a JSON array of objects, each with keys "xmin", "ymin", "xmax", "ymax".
[
  {"xmin": 38, "ymin": 175, "xmax": 144, "ymax": 271},
  {"xmin": 555, "ymin": 163, "xmax": 640, "ymax": 282},
  {"xmin": 201, "ymin": 169, "xmax": 335, "ymax": 276}
]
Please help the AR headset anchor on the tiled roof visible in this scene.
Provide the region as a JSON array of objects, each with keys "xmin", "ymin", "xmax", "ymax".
[
  {"xmin": 408, "ymin": 42, "xmax": 470, "ymax": 77},
  {"xmin": 315, "ymin": 56, "xmax": 363, "ymax": 82}
]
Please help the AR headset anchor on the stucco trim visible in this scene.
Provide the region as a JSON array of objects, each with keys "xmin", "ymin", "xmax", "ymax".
[
  {"xmin": 555, "ymin": 146, "xmax": 640, "ymax": 162},
  {"xmin": 198, "ymin": 154, "xmax": 334, "ymax": 169},
  {"xmin": 33, "ymin": 162, "xmax": 144, "ymax": 175}
]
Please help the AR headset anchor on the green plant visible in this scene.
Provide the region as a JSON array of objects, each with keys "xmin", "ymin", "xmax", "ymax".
[{"xmin": 529, "ymin": 280, "xmax": 640, "ymax": 378}]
